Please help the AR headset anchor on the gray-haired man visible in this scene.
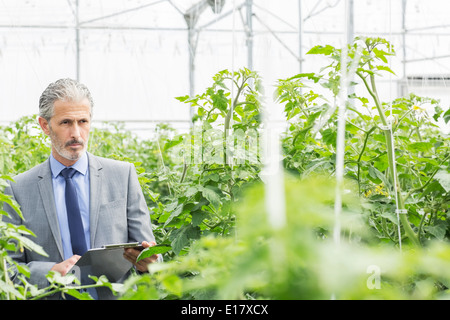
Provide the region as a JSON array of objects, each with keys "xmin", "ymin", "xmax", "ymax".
[{"xmin": 3, "ymin": 78, "xmax": 158, "ymax": 299}]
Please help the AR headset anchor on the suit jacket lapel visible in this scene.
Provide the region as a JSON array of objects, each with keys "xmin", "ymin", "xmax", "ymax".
[
  {"xmin": 88, "ymin": 153, "xmax": 103, "ymax": 246},
  {"xmin": 37, "ymin": 159, "xmax": 64, "ymax": 260}
]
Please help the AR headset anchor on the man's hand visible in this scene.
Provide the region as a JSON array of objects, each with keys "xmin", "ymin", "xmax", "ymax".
[
  {"xmin": 123, "ymin": 241, "xmax": 159, "ymax": 273},
  {"xmin": 50, "ymin": 255, "xmax": 81, "ymax": 276}
]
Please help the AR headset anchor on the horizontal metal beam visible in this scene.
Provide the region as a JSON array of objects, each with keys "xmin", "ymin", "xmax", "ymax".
[
  {"xmin": 403, "ymin": 54, "xmax": 450, "ymax": 63},
  {"xmin": 2, "ymin": 23, "xmax": 450, "ymax": 37}
]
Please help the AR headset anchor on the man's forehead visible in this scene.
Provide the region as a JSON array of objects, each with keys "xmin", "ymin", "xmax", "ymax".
[
  {"xmin": 53, "ymin": 98, "xmax": 91, "ymax": 111},
  {"xmin": 51, "ymin": 99, "xmax": 92, "ymax": 119}
]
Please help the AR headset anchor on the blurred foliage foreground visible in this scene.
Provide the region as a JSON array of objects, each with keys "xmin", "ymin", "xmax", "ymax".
[{"xmin": 1, "ymin": 38, "xmax": 450, "ymax": 300}]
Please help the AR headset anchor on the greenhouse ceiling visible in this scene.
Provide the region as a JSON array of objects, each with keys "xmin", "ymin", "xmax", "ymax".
[{"xmin": 0, "ymin": 0, "xmax": 449, "ymax": 135}]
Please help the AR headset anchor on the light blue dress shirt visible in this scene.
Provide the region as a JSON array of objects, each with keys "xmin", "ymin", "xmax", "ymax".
[{"xmin": 50, "ymin": 152, "xmax": 90, "ymax": 260}]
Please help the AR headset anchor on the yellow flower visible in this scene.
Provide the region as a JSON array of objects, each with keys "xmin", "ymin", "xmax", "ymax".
[
  {"xmin": 364, "ymin": 185, "xmax": 389, "ymax": 197},
  {"xmin": 375, "ymin": 185, "xmax": 389, "ymax": 196}
]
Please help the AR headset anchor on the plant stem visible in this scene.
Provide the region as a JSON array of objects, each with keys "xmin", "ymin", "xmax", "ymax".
[
  {"xmin": 223, "ymin": 75, "xmax": 246, "ymax": 165},
  {"xmin": 357, "ymin": 126, "xmax": 376, "ymax": 194},
  {"xmin": 417, "ymin": 210, "xmax": 429, "ymax": 243},
  {"xmin": 358, "ymin": 71, "xmax": 420, "ymax": 246},
  {"xmin": 30, "ymin": 283, "xmax": 106, "ymax": 300},
  {"xmin": 1, "ymin": 255, "xmax": 11, "ymax": 300},
  {"xmin": 179, "ymin": 162, "xmax": 188, "ymax": 184}
]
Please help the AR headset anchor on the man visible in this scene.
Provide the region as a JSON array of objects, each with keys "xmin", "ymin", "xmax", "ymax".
[{"xmin": 3, "ymin": 78, "xmax": 159, "ymax": 299}]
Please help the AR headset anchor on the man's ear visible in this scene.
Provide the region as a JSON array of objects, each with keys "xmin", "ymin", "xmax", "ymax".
[{"xmin": 38, "ymin": 116, "xmax": 51, "ymax": 136}]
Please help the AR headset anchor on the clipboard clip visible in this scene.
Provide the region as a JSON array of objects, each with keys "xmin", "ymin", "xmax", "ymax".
[{"xmin": 102, "ymin": 242, "xmax": 142, "ymax": 250}]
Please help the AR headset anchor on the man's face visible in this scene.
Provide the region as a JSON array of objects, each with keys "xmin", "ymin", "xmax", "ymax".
[{"xmin": 39, "ymin": 98, "xmax": 91, "ymax": 166}]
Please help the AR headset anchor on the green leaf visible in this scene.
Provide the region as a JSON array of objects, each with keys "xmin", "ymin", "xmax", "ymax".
[
  {"xmin": 424, "ymin": 221, "xmax": 447, "ymax": 240},
  {"xmin": 0, "ymin": 279, "xmax": 25, "ymax": 299},
  {"xmin": 191, "ymin": 210, "xmax": 207, "ymax": 227},
  {"xmin": 63, "ymin": 289, "xmax": 93, "ymax": 300},
  {"xmin": 321, "ymin": 128, "xmax": 336, "ymax": 146},
  {"xmin": 368, "ymin": 166, "xmax": 390, "ymax": 188},
  {"xmin": 170, "ymin": 226, "xmax": 201, "ymax": 255},
  {"xmin": 443, "ymin": 108, "xmax": 450, "ymax": 124},
  {"xmin": 307, "ymin": 45, "xmax": 335, "ymax": 56},
  {"xmin": 16, "ymin": 264, "xmax": 31, "ymax": 278},
  {"xmin": 164, "ymin": 203, "xmax": 184, "ymax": 227},
  {"xmin": 185, "ymin": 185, "xmax": 199, "ymax": 197},
  {"xmin": 175, "ymin": 95, "xmax": 190, "ymax": 102},
  {"xmin": 201, "ymin": 185, "xmax": 222, "ymax": 209},
  {"xmin": 380, "ymin": 210, "xmax": 399, "ymax": 224},
  {"xmin": 407, "ymin": 141, "xmax": 433, "ymax": 153},
  {"xmin": 0, "ymin": 193, "xmax": 23, "ymax": 220},
  {"xmin": 163, "ymin": 135, "xmax": 183, "ymax": 151},
  {"xmin": 434, "ymin": 170, "xmax": 450, "ymax": 192},
  {"xmin": 211, "ymin": 89, "xmax": 228, "ymax": 112},
  {"xmin": 375, "ymin": 65, "xmax": 396, "ymax": 75},
  {"xmin": 136, "ymin": 244, "xmax": 172, "ymax": 262},
  {"xmin": 372, "ymin": 47, "xmax": 390, "ymax": 63},
  {"xmin": 287, "ymin": 73, "xmax": 320, "ymax": 83}
]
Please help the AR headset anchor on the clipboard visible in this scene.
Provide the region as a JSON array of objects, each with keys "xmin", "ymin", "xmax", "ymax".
[{"xmin": 69, "ymin": 242, "xmax": 143, "ymax": 285}]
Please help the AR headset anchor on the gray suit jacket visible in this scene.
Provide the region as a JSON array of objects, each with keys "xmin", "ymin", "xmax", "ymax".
[{"xmin": 3, "ymin": 152, "xmax": 156, "ymax": 298}]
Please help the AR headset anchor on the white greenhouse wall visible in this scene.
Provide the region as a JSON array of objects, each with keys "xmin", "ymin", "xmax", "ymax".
[{"xmin": 0, "ymin": 0, "xmax": 448, "ymax": 137}]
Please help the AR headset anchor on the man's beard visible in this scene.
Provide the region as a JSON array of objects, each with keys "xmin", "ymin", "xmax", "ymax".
[{"xmin": 49, "ymin": 129, "xmax": 88, "ymax": 161}]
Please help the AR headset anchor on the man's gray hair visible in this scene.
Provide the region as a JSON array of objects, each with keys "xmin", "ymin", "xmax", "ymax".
[{"xmin": 39, "ymin": 78, "xmax": 94, "ymax": 121}]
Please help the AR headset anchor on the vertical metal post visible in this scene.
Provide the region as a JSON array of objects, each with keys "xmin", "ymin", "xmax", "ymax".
[
  {"xmin": 187, "ymin": 26, "xmax": 198, "ymax": 122},
  {"xmin": 402, "ymin": 0, "xmax": 407, "ymax": 78},
  {"xmin": 75, "ymin": 0, "xmax": 80, "ymax": 81},
  {"xmin": 298, "ymin": 0, "xmax": 302, "ymax": 73},
  {"xmin": 246, "ymin": 0, "xmax": 253, "ymax": 70},
  {"xmin": 183, "ymin": 0, "xmax": 208, "ymax": 122},
  {"xmin": 347, "ymin": 0, "xmax": 354, "ymax": 44},
  {"xmin": 188, "ymin": 27, "xmax": 195, "ymax": 98},
  {"xmin": 347, "ymin": 0, "xmax": 354, "ymax": 99}
]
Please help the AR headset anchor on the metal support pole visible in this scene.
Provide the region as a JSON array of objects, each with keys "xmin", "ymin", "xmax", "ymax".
[
  {"xmin": 402, "ymin": 0, "xmax": 407, "ymax": 78},
  {"xmin": 298, "ymin": 0, "xmax": 302, "ymax": 73},
  {"xmin": 246, "ymin": 0, "xmax": 253, "ymax": 71},
  {"xmin": 188, "ymin": 27, "xmax": 196, "ymax": 98},
  {"xmin": 75, "ymin": 0, "xmax": 80, "ymax": 81},
  {"xmin": 184, "ymin": 1, "xmax": 207, "ymax": 121},
  {"xmin": 347, "ymin": 0, "xmax": 354, "ymax": 98},
  {"xmin": 347, "ymin": 0, "xmax": 354, "ymax": 44},
  {"xmin": 188, "ymin": 26, "xmax": 198, "ymax": 121}
]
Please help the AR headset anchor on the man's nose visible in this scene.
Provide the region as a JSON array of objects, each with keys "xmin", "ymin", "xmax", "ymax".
[{"xmin": 70, "ymin": 123, "xmax": 81, "ymax": 139}]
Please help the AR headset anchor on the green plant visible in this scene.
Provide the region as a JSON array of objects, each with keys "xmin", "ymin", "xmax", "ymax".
[
  {"xmin": 121, "ymin": 175, "xmax": 450, "ymax": 300},
  {"xmin": 147, "ymin": 68, "xmax": 263, "ymax": 256},
  {"xmin": 0, "ymin": 174, "xmax": 42, "ymax": 299},
  {"xmin": 0, "ymin": 115, "xmax": 50, "ymax": 175},
  {"xmin": 276, "ymin": 37, "xmax": 449, "ymax": 247}
]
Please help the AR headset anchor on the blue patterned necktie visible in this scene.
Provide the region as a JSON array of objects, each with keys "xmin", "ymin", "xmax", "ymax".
[{"xmin": 61, "ymin": 167, "xmax": 87, "ymax": 256}]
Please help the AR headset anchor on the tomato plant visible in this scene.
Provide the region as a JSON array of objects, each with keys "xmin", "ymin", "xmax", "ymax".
[
  {"xmin": 151, "ymin": 68, "xmax": 263, "ymax": 255},
  {"xmin": 277, "ymin": 37, "xmax": 449, "ymax": 247}
]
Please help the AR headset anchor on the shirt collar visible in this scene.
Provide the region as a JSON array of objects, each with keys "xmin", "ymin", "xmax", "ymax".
[{"xmin": 50, "ymin": 152, "xmax": 89, "ymax": 178}]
